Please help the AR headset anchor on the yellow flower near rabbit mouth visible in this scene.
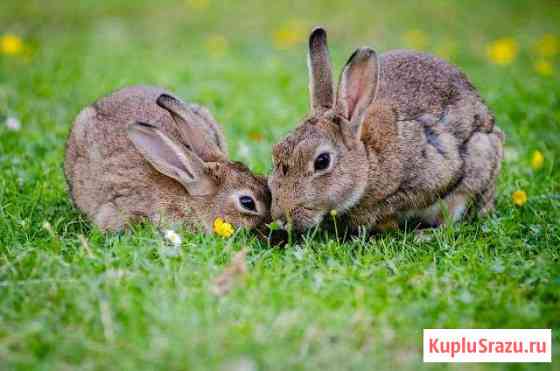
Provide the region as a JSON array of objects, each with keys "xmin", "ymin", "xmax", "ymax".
[
  {"xmin": 213, "ymin": 217, "xmax": 234, "ymax": 238},
  {"xmin": 512, "ymin": 190, "xmax": 528, "ymax": 207}
]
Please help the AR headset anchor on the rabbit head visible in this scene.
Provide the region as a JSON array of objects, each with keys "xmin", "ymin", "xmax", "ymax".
[
  {"xmin": 128, "ymin": 94, "xmax": 271, "ymax": 234},
  {"xmin": 269, "ymin": 27, "xmax": 395, "ymax": 232}
]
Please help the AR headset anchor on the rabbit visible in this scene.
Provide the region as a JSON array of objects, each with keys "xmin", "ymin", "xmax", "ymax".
[
  {"xmin": 64, "ymin": 85, "xmax": 271, "ymax": 235},
  {"xmin": 268, "ymin": 27, "xmax": 504, "ymax": 233}
]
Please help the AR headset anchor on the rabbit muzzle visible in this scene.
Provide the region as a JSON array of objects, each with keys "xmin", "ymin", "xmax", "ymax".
[{"xmin": 271, "ymin": 203, "xmax": 324, "ymax": 233}]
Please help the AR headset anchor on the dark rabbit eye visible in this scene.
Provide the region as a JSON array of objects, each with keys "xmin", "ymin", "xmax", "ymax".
[
  {"xmin": 239, "ymin": 195, "xmax": 257, "ymax": 212},
  {"xmin": 314, "ymin": 152, "xmax": 331, "ymax": 171}
]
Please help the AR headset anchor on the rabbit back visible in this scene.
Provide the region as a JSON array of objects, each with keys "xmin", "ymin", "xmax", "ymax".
[
  {"xmin": 378, "ymin": 50, "xmax": 495, "ymax": 142},
  {"xmin": 65, "ymin": 86, "xmax": 197, "ymax": 230}
]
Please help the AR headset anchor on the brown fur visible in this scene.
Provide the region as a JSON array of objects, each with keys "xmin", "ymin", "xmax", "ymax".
[
  {"xmin": 64, "ymin": 85, "xmax": 271, "ymax": 233},
  {"xmin": 269, "ymin": 28, "xmax": 504, "ymax": 232}
]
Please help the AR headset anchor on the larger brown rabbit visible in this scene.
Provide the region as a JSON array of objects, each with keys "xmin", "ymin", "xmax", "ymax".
[
  {"xmin": 65, "ymin": 86, "xmax": 271, "ymax": 234},
  {"xmin": 269, "ymin": 28, "xmax": 504, "ymax": 233}
]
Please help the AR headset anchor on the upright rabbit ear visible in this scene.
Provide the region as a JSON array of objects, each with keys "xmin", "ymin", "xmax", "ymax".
[
  {"xmin": 308, "ymin": 27, "xmax": 335, "ymax": 113},
  {"xmin": 157, "ymin": 94, "xmax": 226, "ymax": 162},
  {"xmin": 335, "ymin": 47, "xmax": 380, "ymax": 124},
  {"xmin": 127, "ymin": 122, "xmax": 218, "ymax": 196}
]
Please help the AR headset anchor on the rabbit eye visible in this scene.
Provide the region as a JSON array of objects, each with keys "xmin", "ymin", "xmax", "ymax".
[
  {"xmin": 239, "ymin": 195, "xmax": 257, "ymax": 212},
  {"xmin": 314, "ymin": 152, "xmax": 331, "ymax": 172}
]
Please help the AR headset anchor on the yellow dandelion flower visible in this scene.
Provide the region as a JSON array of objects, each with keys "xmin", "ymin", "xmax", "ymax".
[
  {"xmin": 1, "ymin": 34, "xmax": 23, "ymax": 55},
  {"xmin": 213, "ymin": 217, "xmax": 234, "ymax": 238},
  {"xmin": 205, "ymin": 34, "xmax": 228, "ymax": 58},
  {"xmin": 186, "ymin": 0, "xmax": 209, "ymax": 10},
  {"xmin": 248, "ymin": 131, "xmax": 263, "ymax": 142},
  {"xmin": 534, "ymin": 60, "xmax": 554, "ymax": 76},
  {"xmin": 534, "ymin": 34, "xmax": 558, "ymax": 57},
  {"xmin": 531, "ymin": 150, "xmax": 544, "ymax": 170},
  {"xmin": 402, "ymin": 30, "xmax": 427, "ymax": 50},
  {"xmin": 273, "ymin": 19, "xmax": 306, "ymax": 50},
  {"xmin": 512, "ymin": 190, "xmax": 528, "ymax": 207},
  {"xmin": 486, "ymin": 38, "xmax": 518, "ymax": 65},
  {"xmin": 329, "ymin": 209, "xmax": 337, "ymax": 217}
]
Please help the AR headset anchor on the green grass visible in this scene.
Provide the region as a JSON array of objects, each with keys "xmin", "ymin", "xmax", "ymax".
[{"xmin": 1, "ymin": 0, "xmax": 559, "ymax": 370}]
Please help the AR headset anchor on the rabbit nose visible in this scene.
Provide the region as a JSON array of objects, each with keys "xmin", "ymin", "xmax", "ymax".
[{"xmin": 271, "ymin": 205, "xmax": 295, "ymax": 229}]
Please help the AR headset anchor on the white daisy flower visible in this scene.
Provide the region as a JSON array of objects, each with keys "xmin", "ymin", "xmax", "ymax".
[
  {"xmin": 163, "ymin": 229, "xmax": 182, "ymax": 247},
  {"xmin": 5, "ymin": 116, "xmax": 21, "ymax": 131}
]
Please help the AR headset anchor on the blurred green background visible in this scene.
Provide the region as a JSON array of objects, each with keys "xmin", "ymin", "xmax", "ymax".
[
  {"xmin": 1, "ymin": 0, "xmax": 559, "ymax": 172},
  {"xmin": 1, "ymin": 1, "xmax": 559, "ymax": 370}
]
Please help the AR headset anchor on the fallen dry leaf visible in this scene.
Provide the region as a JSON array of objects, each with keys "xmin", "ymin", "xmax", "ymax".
[{"xmin": 210, "ymin": 249, "xmax": 247, "ymax": 297}]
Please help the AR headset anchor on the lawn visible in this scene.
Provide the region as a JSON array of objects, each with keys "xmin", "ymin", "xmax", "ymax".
[{"xmin": 1, "ymin": 0, "xmax": 559, "ymax": 370}]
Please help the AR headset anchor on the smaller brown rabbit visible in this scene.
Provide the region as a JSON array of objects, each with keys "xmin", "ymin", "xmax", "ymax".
[
  {"xmin": 269, "ymin": 28, "xmax": 504, "ymax": 233},
  {"xmin": 64, "ymin": 85, "xmax": 271, "ymax": 234}
]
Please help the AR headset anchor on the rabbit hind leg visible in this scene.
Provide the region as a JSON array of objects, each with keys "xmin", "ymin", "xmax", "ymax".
[
  {"xmin": 459, "ymin": 129, "xmax": 503, "ymax": 218},
  {"xmin": 398, "ymin": 191, "xmax": 469, "ymax": 229},
  {"xmin": 424, "ymin": 192, "xmax": 469, "ymax": 226}
]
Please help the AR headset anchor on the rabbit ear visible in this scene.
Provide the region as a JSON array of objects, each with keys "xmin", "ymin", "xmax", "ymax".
[
  {"xmin": 335, "ymin": 47, "xmax": 380, "ymax": 124},
  {"xmin": 157, "ymin": 94, "xmax": 226, "ymax": 162},
  {"xmin": 308, "ymin": 27, "xmax": 335, "ymax": 113},
  {"xmin": 356, "ymin": 102, "xmax": 397, "ymax": 153},
  {"xmin": 127, "ymin": 122, "xmax": 218, "ymax": 196}
]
